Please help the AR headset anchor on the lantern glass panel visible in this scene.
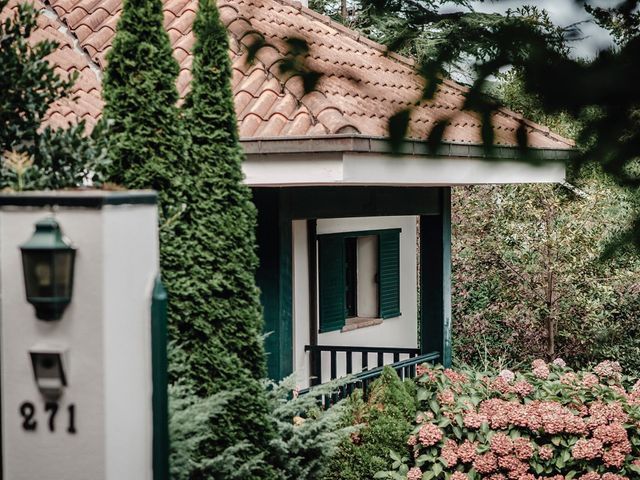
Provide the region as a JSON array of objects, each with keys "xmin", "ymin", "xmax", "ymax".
[{"xmin": 23, "ymin": 250, "xmax": 74, "ymax": 299}]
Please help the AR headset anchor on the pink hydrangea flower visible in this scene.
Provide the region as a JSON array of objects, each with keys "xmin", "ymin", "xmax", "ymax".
[
  {"xmin": 578, "ymin": 473, "xmax": 601, "ymax": 480},
  {"xmin": 560, "ymin": 372, "xmax": 577, "ymax": 385},
  {"xmin": 492, "ymin": 376, "xmax": 514, "ymax": 394},
  {"xmin": 416, "ymin": 364, "xmax": 437, "ymax": 381},
  {"xmin": 473, "ymin": 452, "xmax": 498, "ymax": 474},
  {"xmin": 588, "ymin": 401, "xmax": 629, "ymax": 427},
  {"xmin": 538, "ymin": 445, "xmax": 553, "ymax": 460},
  {"xmin": 593, "ymin": 423, "xmax": 628, "ymax": 444},
  {"xmin": 418, "ymin": 423, "xmax": 442, "ymax": 447},
  {"xmin": 407, "ymin": 435, "xmax": 417, "ymax": 446},
  {"xmin": 489, "ymin": 432, "xmax": 513, "ymax": 456},
  {"xmin": 496, "ymin": 453, "xmax": 527, "ymax": 474},
  {"xmin": 458, "ymin": 440, "xmax": 478, "ymax": 463},
  {"xmin": 437, "ymin": 388, "xmax": 455, "ymax": 405},
  {"xmin": 533, "ymin": 364, "xmax": 550, "ymax": 379},
  {"xmin": 583, "ymin": 373, "xmax": 599, "ymax": 388},
  {"xmin": 463, "ymin": 411, "xmax": 488, "ymax": 429},
  {"xmin": 532, "ymin": 359, "xmax": 546, "ymax": 368},
  {"xmin": 450, "ymin": 473, "xmax": 468, "ymax": 480},
  {"xmin": 513, "ymin": 380, "xmax": 534, "ymax": 397},
  {"xmin": 513, "ymin": 437, "xmax": 534, "ymax": 460},
  {"xmin": 518, "ymin": 475, "xmax": 536, "ymax": 480},
  {"xmin": 593, "ymin": 360, "xmax": 622, "ymax": 381},
  {"xmin": 601, "ymin": 474, "xmax": 629, "ymax": 480},
  {"xmin": 444, "ymin": 368, "xmax": 468, "ymax": 383},
  {"xmin": 499, "ymin": 369, "xmax": 515, "ymax": 383},
  {"xmin": 571, "ymin": 438, "xmax": 603, "ymax": 460},
  {"xmin": 603, "ymin": 447, "xmax": 627, "ymax": 468},
  {"xmin": 440, "ymin": 439, "xmax": 458, "ymax": 467},
  {"xmin": 406, "ymin": 467, "xmax": 422, "ymax": 480},
  {"xmin": 552, "ymin": 358, "xmax": 567, "ymax": 368},
  {"xmin": 415, "ymin": 411, "xmax": 434, "ymax": 424}
]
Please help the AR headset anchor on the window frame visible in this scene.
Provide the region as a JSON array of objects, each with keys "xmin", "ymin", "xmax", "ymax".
[{"xmin": 317, "ymin": 228, "xmax": 402, "ymax": 333}]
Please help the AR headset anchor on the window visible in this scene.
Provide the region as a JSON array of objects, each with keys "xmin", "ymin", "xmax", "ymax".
[{"xmin": 318, "ymin": 229, "xmax": 401, "ymax": 333}]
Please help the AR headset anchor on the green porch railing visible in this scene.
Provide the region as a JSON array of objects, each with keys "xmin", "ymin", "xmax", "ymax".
[{"xmin": 299, "ymin": 349, "xmax": 440, "ymax": 406}]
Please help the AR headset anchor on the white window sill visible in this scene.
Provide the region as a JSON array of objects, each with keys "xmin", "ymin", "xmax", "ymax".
[{"xmin": 341, "ymin": 317, "xmax": 383, "ymax": 333}]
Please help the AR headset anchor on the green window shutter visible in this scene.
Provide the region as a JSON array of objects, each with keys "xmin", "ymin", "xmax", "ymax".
[
  {"xmin": 318, "ymin": 236, "xmax": 346, "ymax": 332},
  {"xmin": 378, "ymin": 230, "xmax": 401, "ymax": 319}
]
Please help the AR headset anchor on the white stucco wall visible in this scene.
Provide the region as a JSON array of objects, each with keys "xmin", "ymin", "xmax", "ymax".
[
  {"xmin": 293, "ymin": 216, "xmax": 418, "ymax": 387},
  {"xmin": 0, "ymin": 197, "xmax": 158, "ymax": 480}
]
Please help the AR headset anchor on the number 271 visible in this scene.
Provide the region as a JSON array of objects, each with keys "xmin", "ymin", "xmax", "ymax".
[{"xmin": 19, "ymin": 401, "xmax": 76, "ymax": 434}]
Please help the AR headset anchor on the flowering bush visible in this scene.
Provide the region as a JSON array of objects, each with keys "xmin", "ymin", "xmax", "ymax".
[{"xmin": 376, "ymin": 360, "xmax": 640, "ymax": 480}]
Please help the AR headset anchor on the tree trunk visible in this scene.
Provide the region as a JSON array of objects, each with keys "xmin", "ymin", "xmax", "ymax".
[{"xmin": 341, "ymin": 0, "xmax": 347, "ymax": 19}]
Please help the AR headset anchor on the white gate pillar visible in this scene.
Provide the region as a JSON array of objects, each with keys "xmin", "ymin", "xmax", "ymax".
[{"xmin": 0, "ymin": 191, "xmax": 160, "ymax": 480}]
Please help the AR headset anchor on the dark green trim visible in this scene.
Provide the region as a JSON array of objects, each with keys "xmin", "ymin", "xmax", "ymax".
[
  {"xmin": 307, "ymin": 219, "xmax": 319, "ymax": 383},
  {"xmin": 378, "ymin": 229, "xmax": 401, "ymax": 319},
  {"xmin": 278, "ymin": 192, "xmax": 293, "ymax": 377},
  {"xmin": 151, "ymin": 276, "xmax": 169, "ymax": 480},
  {"xmin": 0, "ymin": 191, "xmax": 157, "ymax": 208},
  {"xmin": 318, "ymin": 235, "xmax": 347, "ymax": 333},
  {"xmin": 284, "ymin": 187, "xmax": 440, "ymax": 219},
  {"xmin": 419, "ymin": 187, "xmax": 452, "ymax": 367},
  {"xmin": 317, "ymin": 228, "xmax": 402, "ymax": 240},
  {"xmin": 253, "ymin": 189, "xmax": 293, "ymax": 380}
]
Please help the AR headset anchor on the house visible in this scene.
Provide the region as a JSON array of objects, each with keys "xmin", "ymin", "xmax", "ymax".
[{"xmin": 18, "ymin": 0, "xmax": 573, "ymax": 388}]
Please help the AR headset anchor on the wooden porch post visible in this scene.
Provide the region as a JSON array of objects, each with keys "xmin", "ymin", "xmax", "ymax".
[
  {"xmin": 419, "ymin": 187, "xmax": 452, "ymax": 367},
  {"xmin": 307, "ymin": 219, "xmax": 320, "ymax": 386},
  {"xmin": 254, "ymin": 188, "xmax": 293, "ymax": 380}
]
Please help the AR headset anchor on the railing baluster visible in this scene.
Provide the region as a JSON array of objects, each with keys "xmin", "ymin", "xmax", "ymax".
[
  {"xmin": 393, "ymin": 352, "xmax": 400, "ymax": 363},
  {"xmin": 346, "ymin": 351, "xmax": 352, "ymax": 375},
  {"xmin": 330, "ymin": 350, "xmax": 337, "ymax": 381},
  {"xmin": 377, "ymin": 351, "xmax": 383, "ymax": 368},
  {"xmin": 362, "ymin": 351, "xmax": 368, "ymax": 371}
]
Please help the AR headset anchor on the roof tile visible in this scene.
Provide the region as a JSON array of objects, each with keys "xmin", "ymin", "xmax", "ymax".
[{"xmin": 2, "ymin": 0, "xmax": 573, "ymax": 149}]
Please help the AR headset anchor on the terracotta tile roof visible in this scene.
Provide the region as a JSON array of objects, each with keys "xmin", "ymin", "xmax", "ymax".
[{"xmin": 4, "ymin": 0, "xmax": 574, "ymax": 149}]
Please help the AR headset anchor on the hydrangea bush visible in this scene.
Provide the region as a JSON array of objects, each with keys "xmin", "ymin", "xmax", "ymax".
[{"xmin": 376, "ymin": 360, "xmax": 640, "ymax": 480}]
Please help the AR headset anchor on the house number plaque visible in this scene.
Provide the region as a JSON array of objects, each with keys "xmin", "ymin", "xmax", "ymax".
[{"xmin": 19, "ymin": 401, "xmax": 77, "ymax": 434}]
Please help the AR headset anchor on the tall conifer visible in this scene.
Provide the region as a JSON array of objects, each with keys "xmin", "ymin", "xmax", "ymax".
[
  {"xmin": 101, "ymin": 0, "xmax": 185, "ymax": 190},
  {"xmin": 181, "ymin": 0, "xmax": 267, "ymax": 378},
  {"xmin": 178, "ymin": 2, "xmax": 279, "ymax": 477}
]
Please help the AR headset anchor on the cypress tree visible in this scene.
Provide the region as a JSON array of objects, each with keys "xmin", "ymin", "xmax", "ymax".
[
  {"xmin": 180, "ymin": 0, "xmax": 267, "ymax": 379},
  {"xmin": 101, "ymin": 0, "xmax": 185, "ymax": 191},
  {"xmin": 178, "ymin": 2, "xmax": 279, "ymax": 477}
]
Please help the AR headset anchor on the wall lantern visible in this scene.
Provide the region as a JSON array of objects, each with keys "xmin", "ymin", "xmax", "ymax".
[{"xmin": 20, "ymin": 218, "xmax": 76, "ymax": 321}]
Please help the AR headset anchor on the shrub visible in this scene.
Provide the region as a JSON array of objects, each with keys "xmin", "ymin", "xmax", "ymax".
[
  {"xmin": 169, "ymin": 369, "xmax": 351, "ymax": 480},
  {"xmin": 1, "ymin": 0, "xmax": 109, "ymax": 190},
  {"xmin": 379, "ymin": 361, "xmax": 640, "ymax": 479},
  {"xmin": 451, "ymin": 176, "xmax": 640, "ymax": 371},
  {"xmin": 325, "ymin": 366, "xmax": 417, "ymax": 480},
  {"xmin": 267, "ymin": 376, "xmax": 352, "ymax": 479}
]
